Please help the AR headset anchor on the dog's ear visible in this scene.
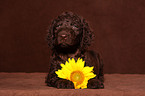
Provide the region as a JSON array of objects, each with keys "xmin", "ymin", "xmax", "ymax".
[
  {"xmin": 47, "ymin": 20, "xmax": 56, "ymax": 49},
  {"xmin": 80, "ymin": 19, "xmax": 94, "ymax": 50}
]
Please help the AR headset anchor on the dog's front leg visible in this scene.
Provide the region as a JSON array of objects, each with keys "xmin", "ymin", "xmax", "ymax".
[
  {"xmin": 55, "ymin": 79, "xmax": 74, "ymax": 89},
  {"xmin": 46, "ymin": 59, "xmax": 74, "ymax": 89},
  {"xmin": 87, "ymin": 78, "xmax": 104, "ymax": 89}
]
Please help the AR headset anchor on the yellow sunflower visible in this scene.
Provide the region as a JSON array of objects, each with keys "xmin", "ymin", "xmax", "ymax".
[{"xmin": 55, "ymin": 58, "xmax": 96, "ymax": 89}]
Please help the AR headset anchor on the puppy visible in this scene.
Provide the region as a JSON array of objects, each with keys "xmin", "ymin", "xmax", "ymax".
[{"xmin": 46, "ymin": 12, "xmax": 104, "ymax": 89}]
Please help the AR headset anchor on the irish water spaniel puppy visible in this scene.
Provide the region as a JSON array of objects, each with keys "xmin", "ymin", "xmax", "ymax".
[{"xmin": 46, "ymin": 12, "xmax": 104, "ymax": 89}]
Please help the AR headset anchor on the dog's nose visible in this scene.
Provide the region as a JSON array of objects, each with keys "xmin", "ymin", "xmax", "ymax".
[{"xmin": 61, "ymin": 34, "xmax": 67, "ymax": 39}]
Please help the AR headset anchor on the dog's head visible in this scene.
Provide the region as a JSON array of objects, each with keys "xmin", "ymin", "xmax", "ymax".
[{"xmin": 47, "ymin": 12, "xmax": 94, "ymax": 51}]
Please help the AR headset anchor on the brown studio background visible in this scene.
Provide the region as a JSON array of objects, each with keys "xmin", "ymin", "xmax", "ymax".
[{"xmin": 0, "ymin": 0, "xmax": 145, "ymax": 73}]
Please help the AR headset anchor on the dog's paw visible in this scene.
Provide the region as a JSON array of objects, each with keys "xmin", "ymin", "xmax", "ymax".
[
  {"xmin": 56, "ymin": 79, "xmax": 74, "ymax": 89},
  {"xmin": 87, "ymin": 79, "xmax": 104, "ymax": 89}
]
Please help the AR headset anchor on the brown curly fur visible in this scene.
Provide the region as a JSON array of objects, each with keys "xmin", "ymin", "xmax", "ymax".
[{"xmin": 45, "ymin": 12, "xmax": 104, "ymax": 89}]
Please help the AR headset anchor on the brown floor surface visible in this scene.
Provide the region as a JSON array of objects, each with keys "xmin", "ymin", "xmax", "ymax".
[{"xmin": 0, "ymin": 73, "xmax": 145, "ymax": 96}]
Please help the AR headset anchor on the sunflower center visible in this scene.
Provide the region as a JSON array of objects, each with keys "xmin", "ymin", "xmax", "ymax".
[{"xmin": 70, "ymin": 71, "xmax": 84, "ymax": 85}]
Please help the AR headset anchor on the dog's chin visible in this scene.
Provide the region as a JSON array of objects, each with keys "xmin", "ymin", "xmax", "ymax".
[
  {"xmin": 57, "ymin": 42, "xmax": 70, "ymax": 48},
  {"xmin": 55, "ymin": 43, "xmax": 78, "ymax": 54},
  {"xmin": 59, "ymin": 43, "xmax": 69, "ymax": 48}
]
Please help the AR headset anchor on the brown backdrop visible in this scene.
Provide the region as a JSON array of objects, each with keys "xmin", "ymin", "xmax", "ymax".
[{"xmin": 0, "ymin": 0, "xmax": 145, "ymax": 73}]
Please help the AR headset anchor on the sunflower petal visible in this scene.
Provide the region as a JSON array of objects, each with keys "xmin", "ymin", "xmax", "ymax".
[
  {"xmin": 82, "ymin": 66, "xmax": 94, "ymax": 74},
  {"xmin": 73, "ymin": 82, "xmax": 78, "ymax": 89},
  {"xmin": 55, "ymin": 70, "xmax": 67, "ymax": 79},
  {"xmin": 85, "ymin": 72, "xmax": 96, "ymax": 79},
  {"xmin": 61, "ymin": 68, "xmax": 71, "ymax": 80},
  {"xmin": 60, "ymin": 64, "xmax": 65, "ymax": 68},
  {"xmin": 68, "ymin": 58, "xmax": 77, "ymax": 71},
  {"xmin": 65, "ymin": 61, "xmax": 73, "ymax": 71},
  {"xmin": 76, "ymin": 58, "xmax": 85, "ymax": 71}
]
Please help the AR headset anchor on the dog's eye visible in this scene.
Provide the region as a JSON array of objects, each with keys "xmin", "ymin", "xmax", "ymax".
[
  {"xmin": 71, "ymin": 23, "xmax": 78, "ymax": 28},
  {"xmin": 56, "ymin": 23, "xmax": 63, "ymax": 27},
  {"xmin": 74, "ymin": 25, "xmax": 78, "ymax": 28}
]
